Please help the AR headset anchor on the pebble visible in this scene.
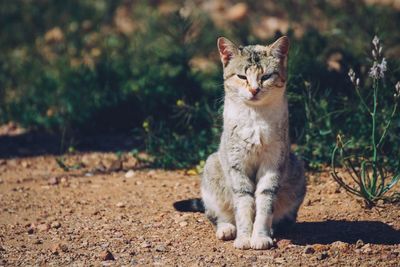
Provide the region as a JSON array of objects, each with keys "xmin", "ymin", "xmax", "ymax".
[
  {"xmin": 116, "ymin": 202, "xmax": 125, "ymax": 208},
  {"xmin": 125, "ymin": 170, "xmax": 135, "ymax": 178},
  {"xmin": 48, "ymin": 177, "xmax": 59, "ymax": 185},
  {"xmin": 155, "ymin": 245, "xmax": 166, "ymax": 252},
  {"xmin": 51, "ymin": 221, "xmax": 61, "ymax": 229},
  {"xmin": 277, "ymin": 239, "xmax": 292, "ymax": 249},
  {"xmin": 27, "ymin": 227, "xmax": 35, "ymax": 234},
  {"xmin": 361, "ymin": 244, "xmax": 372, "ymax": 254},
  {"xmin": 330, "ymin": 241, "xmax": 349, "ymax": 252},
  {"xmin": 179, "ymin": 221, "xmax": 188, "ymax": 227},
  {"xmin": 99, "ymin": 250, "xmax": 115, "ymax": 261},
  {"xmin": 356, "ymin": 239, "xmax": 364, "ymax": 249},
  {"xmin": 274, "ymin": 257, "xmax": 285, "ymax": 264},
  {"xmin": 51, "ymin": 243, "xmax": 68, "ymax": 254},
  {"xmin": 37, "ymin": 223, "xmax": 50, "ymax": 232},
  {"xmin": 317, "ymin": 251, "xmax": 329, "ymax": 260},
  {"xmin": 141, "ymin": 241, "xmax": 152, "ymax": 248},
  {"xmin": 304, "ymin": 245, "xmax": 315, "ymax": 254},
  {"xmin": 33, "ymin": 239, "xmax": 42, "ymax": 245},
  {"xmin": 21, "ymin": 161, "xmax": 29, "ymax": 168}
]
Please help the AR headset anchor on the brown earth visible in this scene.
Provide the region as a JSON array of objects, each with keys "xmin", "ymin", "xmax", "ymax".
[{"xmin": 0, "ymin": 141, "xmax": 399, "ymax": 266}]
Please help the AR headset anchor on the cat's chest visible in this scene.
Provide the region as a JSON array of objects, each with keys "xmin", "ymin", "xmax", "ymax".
[
  {"xmin": 233, "ymin": 112, "xmax": 274, "ymax": 147},
  {"xmin": 235, "ymin": 121, "xmax": 270, "ymax": 147}
]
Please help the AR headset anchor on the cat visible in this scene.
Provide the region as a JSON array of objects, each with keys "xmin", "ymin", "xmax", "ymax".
[{"xmin": 174, "ymin": 36, "xmax": 306, "ymax": 250}]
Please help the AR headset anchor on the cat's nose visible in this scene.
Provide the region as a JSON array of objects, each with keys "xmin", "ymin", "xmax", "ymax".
[{"xmin": 249, "ymin": 87, "xmax": 260, "ymax": 96}]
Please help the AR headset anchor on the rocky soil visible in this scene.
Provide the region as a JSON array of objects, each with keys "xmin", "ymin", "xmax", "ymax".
[{"xmin": 0, "ymin": 149, "xmax": 399, "ymax": 267}]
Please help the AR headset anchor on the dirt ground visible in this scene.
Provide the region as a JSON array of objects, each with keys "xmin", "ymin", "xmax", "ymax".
[{"xmin": 0, "ymin": 134, "xmax": 399, "ymax": 266}]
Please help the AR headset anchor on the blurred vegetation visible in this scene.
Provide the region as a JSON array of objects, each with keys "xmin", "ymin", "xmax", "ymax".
[{"xmin": 0, "ymin": 0, "xmax": 399, "ymax": 169}]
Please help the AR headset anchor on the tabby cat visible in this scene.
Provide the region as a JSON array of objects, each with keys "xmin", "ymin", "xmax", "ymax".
[{"xmin": 174, "ymin": 36, "xmax": 306, "ymax": 250}]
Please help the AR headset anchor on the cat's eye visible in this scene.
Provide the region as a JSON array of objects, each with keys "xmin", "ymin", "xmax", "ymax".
[
  {"xmin": 261, "ymin": 72, "xmax": 277, "ymax": 82},
  {"xmin": 237, "ymin": 74, "xmax": 247, "ymax": 80}
]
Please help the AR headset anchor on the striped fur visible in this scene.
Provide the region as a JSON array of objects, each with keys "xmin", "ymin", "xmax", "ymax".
[{"xmin": 201, "ymin": 36, "xmax": 306, "ymax": 250}]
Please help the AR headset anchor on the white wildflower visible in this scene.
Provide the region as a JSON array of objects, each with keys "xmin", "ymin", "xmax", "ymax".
[
  {"xmin": 372, "ymin": 35, "xmax": 380, "ymax": 48},
  {"xmin": 369, "ymin": 58, "xmax": 387, "ymax": 79},
  {"xmin": 395, "ymin": 81, "xmax": 400, "ymax": 99},
  {"xmin": 372, "ymin": 50, "xmax": 377, "ymax": 60},
  {"xmin": 348, "ymin": 69, "xmax": 356, "ymax": 83}
]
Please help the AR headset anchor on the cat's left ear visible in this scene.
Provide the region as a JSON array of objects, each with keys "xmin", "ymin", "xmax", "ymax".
[
  {"xmin": 269, "ymin": 36, "xmax": 289, "ymax": 58},
  {"xmin": 217, "ymin": 37, "xmax": 239, "ymax": 67}
]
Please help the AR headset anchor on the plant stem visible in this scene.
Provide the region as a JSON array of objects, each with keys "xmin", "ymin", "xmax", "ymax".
[{"xmin": 371, "ymin": 79, "xmax": 378, "ymax": 196}]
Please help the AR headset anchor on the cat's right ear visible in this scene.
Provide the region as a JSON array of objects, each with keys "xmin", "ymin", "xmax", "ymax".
[{"xmin": 217, "ymin": 37, "xmax": 238, "ymax": 67}]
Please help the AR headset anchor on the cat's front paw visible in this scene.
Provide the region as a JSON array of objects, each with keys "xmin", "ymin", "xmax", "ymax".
[
  {"xmin": 216, "ymin": 223, "xmax": 236, "ymax": 241},
  {"xmin": 234, "ymin": 236, "xmax": 251, "ymax": 250},
  {"xmin": 250, "ymin": 235, "xmax": 274, "ymax": 250}
]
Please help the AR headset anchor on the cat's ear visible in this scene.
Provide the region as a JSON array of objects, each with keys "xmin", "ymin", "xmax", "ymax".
[
  {"xmin": 217, "ymin": 37, "xmax": 239, "ymax": 67},
  {"xmin": 269, "ymin": 36, "xmax": 289, "ymax": 58}
]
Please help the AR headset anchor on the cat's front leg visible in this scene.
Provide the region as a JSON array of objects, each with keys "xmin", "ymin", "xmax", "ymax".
[
  {"xmin": 251, "ymin": 171, "xmax": 279, "ymax": 250},
  {"xmin": 230, "ymin": 169, "xmax": 255, "ymax": 250}
]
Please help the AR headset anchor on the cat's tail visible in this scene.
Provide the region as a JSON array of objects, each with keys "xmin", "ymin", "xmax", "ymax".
[{"xmin": 173, "ymin": 198, "xmax": 205, "ymax": 213}]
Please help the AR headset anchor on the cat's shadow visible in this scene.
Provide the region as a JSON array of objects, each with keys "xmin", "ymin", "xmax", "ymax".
[{"xmin": 280, "ymin": 220, "xmax": 400, "ymax": 245}]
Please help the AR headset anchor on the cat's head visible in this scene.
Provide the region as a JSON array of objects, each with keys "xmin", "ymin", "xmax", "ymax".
[{"xmin": 217, "ymin": 36, "xmax": 289, "ymax": 106}]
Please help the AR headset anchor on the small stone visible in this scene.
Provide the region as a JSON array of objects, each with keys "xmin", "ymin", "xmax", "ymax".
[
  {"xmin": 99, "ymin": 250, "xmax": 115, "ymax": 261},
  {"xmin": 277, "ymin": 239, "xmax": 292, "ymax": 249},
  {"xmin": 274, "ymin": 257, "xmax": 285, "ymax": 264},
  {"xmin": 356, "ymin": 239, "xmax": 364, "ymax": 249},
  {"xmin": 116, "ymin": 202, "xmax": 125, "ymax": 208},
  {"xmin": 179, "ymin": 221, "xmax": 188, "ymax": 227},
  {"xmin": 48, "ymin": 177, "xmax": 59, "ymax": 185},
  {"xmin": 51, "ymin": 243, "xmax": 66, "ymax": 255},
  {"xmin": 21, "ymin": 161, "xmax": 29, "ymax": 168},
  {"xmin": 33, "ymin": 239, "xmax": 42, "ymax": 245},
  {"xmin": 155, "ymin": 245, "xmax": 166, "ymax": 252},
  {"xmin": 37, "ymin": 223, "xmax": 50, "ymax": 232},
  {"xmin": 125, "ymin": 170, "xmax": 135, "ymax": 178},
  {"xmin": 27, "ymin": 227, "xmax": 35, "ymax": 234},
  {"xmin": 317, "ymin": 251, "xmax": 329, "ymax": 260},
  {"xmin": 59, "ymin": 244, "xmax": 68, "ymax": 252},
  {"xmin": 51, "ymin": 221, "xmax": 61, "ymax": 229},
  {"xmin": 330, "ymin": 241, "xmax": 349, "ymax": 252},
  {"xmin": 141, "ymin": 241, "xmax": 151, "ymax": 248},
  {"xmin": 304, "ymin": 245, "xmax": 315, "ymax": 254},
  {"xmin": 361, "ymin": 244, "xmax": 372, "ymax": 254}
]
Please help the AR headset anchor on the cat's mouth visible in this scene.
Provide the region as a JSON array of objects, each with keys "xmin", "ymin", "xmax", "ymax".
[{"xmin": 248, "ymin": 94, "xmax": 260, "ymax": 101}]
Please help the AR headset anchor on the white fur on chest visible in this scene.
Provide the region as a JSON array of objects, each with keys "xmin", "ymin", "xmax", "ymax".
[
  {"xmin": 224, "ymin": 99, "xmax": 283, "ymax": 146},
  {"xmin": 223, "ymin": 99, "xmax": 285, "ymax": 177}
]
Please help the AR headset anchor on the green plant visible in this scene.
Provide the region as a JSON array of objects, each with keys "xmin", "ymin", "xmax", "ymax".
[{"xmin": 331, "ymin": 36, "xmax": 400, "ymax": 206}]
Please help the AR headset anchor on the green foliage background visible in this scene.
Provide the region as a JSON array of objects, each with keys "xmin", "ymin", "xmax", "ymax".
[{"xmin": 1, "ymin": 0, "xmax": 399, "ymax": 169}]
